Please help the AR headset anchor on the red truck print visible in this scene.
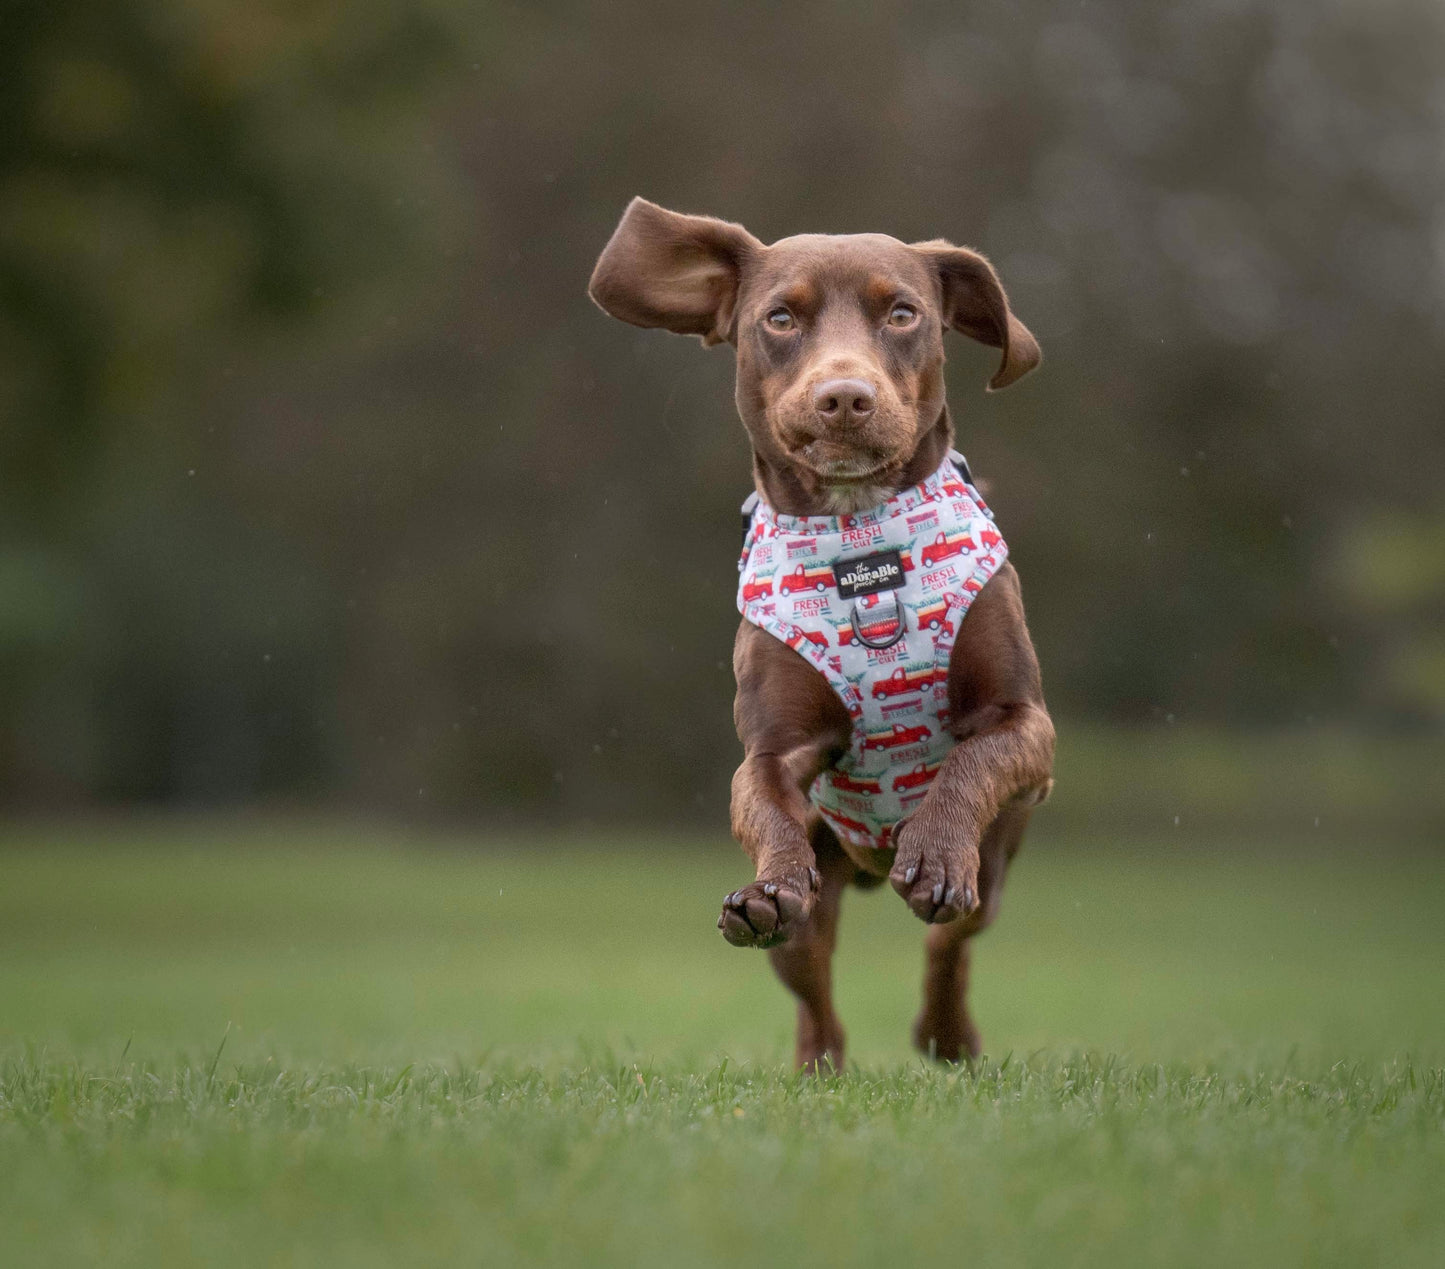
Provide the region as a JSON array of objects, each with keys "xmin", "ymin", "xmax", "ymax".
[
  {"xmin": 920, "ymin": 530, "xmax": 977, "ymax": 568},
  {"xmin": 822, "ymin": 809, "xmax": 873, "ymax": 837},
  {"xmin": 892, "ymin": 761, "xmax": 942, "ymax": 792},
  {"xmin": 863, "ymin": 722, "xmax": 931, "ymax": 751},
  {"xmin": 872, "ymin": 665, "xmax": 936, "ymax": 699},
  {"xmin": 785, "ymin": 625, "xmax": 829, "ymax": 652},
  {"xmin": 779, "ymin": 563, "xmax": 835, "ymax": 595},
  {"xmin": 980, "ymin": 525, "xmax": 1002, "ymax": 550},
  {"xmin": 740, "ymin": 577, "xmax": 774, "ymax": 603},
  {"xmin": 913, "ymin": 596, "xmax": 953, "ymax": 633},
  {"xmin": 830, "ymin": 771, "xmax": 882, "ymax": 795},
  {"xmin": 829, "ymin": 618, "xmax": 858, "ymax": 647}
]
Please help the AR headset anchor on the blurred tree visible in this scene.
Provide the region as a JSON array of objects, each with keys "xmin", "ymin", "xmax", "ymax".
[
  {"xmin": 0, "ymin": 0, "xmax": 469, "ymax": 801},
  {"xmin": 1334, "ymin": 507, "xmax": 1445, "ymax": 724},
  {"xmin": 1, "ymin": 0, "xmax": 1442, "ymax": 818}
]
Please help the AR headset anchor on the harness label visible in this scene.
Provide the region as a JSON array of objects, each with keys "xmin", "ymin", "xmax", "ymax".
[{"xmin": 834, "ymin": 550, "xmax": 905, "ymax": 599}]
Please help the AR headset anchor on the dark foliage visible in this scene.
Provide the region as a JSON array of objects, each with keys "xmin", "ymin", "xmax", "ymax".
[{"xmin": 2, "ymin": 1, "xmax": 1442, "ymax": 817}]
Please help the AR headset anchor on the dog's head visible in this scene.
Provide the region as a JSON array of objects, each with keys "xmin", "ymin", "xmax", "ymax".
[{"xmin": 589, "ymin": 198, "xmax": 1038, "ymax": 512}]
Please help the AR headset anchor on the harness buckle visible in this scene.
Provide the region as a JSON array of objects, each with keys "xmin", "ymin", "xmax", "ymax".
[{"xmin": 850, "ymin": 592, "xmax": 906, "ymax": 649}]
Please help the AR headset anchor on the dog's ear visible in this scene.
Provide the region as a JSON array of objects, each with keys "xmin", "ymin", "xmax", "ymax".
[
  {"xmin": 914, "ymin": 242, "xmax": 1040, "ymax": 390},
  {"xmin": 589, "ymin": 198, "xmax": 761, "ymax": 347}
]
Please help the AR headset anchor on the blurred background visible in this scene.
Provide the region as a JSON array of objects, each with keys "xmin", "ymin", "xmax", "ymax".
[
  {"xmin": 5, "ymin": 19, "xmax": 1444, "ymax": 1263},
  {"xmin": 2, "ymin": 0, "xmax": 1442, "ymax": 841}
]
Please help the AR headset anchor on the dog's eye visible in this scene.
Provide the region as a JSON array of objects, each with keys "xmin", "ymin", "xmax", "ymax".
[
  {"xmin": 888, "ymin": 303, "xmax": 918, "ymax": 328},
  {"xmin": 765, "ymin": 308, "xmax": 795, "ymax": 332}
]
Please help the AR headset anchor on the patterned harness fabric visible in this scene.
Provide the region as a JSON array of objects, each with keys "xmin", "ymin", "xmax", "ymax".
[{"xmin": 736, "ymin": 456, "xmax": 1007, "ymax": 856}]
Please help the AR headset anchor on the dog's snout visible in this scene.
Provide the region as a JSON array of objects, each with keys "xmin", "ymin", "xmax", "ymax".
[{"xmin": 812, "ymin": 378, "xmax": 877, "ymax": 427}]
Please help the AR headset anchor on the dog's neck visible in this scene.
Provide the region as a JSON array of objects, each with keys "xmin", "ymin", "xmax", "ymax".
[
  {"xmin": 750, "ymin": 408, "xmax": 954, "ymax": 518},
  {"xmin": 815, "ymin": 481, "xmax": 899, "ymax": 516}
]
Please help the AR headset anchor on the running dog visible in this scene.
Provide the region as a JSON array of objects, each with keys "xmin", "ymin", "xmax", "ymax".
[{"xmin": 589, "ymin": 199, "xmax": 1054, "ymax": 1070}]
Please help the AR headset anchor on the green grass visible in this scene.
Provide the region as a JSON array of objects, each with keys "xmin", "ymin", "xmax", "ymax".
[{"xmin": 1, "ymin": 822, "xmax": 1443, "ymax": 1267}]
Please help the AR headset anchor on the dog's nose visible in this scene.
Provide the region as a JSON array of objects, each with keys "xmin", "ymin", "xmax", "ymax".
[{"xmin": 812, "ymin": 379, "xmax": 877, "ymax": 427}]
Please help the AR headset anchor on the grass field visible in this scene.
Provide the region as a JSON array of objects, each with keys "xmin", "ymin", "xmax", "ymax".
[{"xmin": 1, "ymin": 821, "xmax": 1442, "ymax": 1267}]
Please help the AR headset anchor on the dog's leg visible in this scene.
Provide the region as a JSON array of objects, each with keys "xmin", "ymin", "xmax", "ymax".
[
  {"xmin": 889, "ymin": 565, "xmax": 1054, "ymax": 924},
  {"xmin": 719, "ymin": 747, "xmax": 828, "ymax": 948},
  {"xmin": 767, "ymin": 823, "xmax": 852, "ymax": 1073},
  {"xmin": 719, "ymin": 623, "xmax": 853, "ymax": 949},
  {"xmin": 889, "ymin": 710, "xmax": 1052, "ymax": 923},
  {"xmin": 913, "ymin": 801, "xmax": 1031, "ymax": 1062}
]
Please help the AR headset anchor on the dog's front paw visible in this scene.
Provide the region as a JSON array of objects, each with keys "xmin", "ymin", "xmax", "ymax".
[
  {"xmin": 717, "ymin": 867, "xmax": 819, "ymax": 948},
  {"xmin": 889, "ymin": 820, "xmax": 980, "ymax": 924}
]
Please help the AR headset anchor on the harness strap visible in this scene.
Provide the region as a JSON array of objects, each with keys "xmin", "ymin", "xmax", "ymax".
[
  {"xmin": 738, "ymin": 453, "xmax": 975, "ymax": 548},
  {"xmin": 739, "ymin": 490, "xmax": 759, "ymax": 542}
]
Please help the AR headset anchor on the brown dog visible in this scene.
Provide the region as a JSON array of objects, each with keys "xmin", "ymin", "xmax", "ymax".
[{"xmin": 589, "ymin": 198, "xmax": 1054, "ymax": 1070}]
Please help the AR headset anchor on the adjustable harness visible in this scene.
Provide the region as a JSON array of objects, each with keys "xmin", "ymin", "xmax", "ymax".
[{"xmin": 736, "ymin": 453, "xmax": 1006, "ymax": 855}]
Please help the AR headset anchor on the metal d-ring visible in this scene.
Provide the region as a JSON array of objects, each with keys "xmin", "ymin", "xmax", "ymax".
[{"xmin": 850, "ymin": 594, "xmax": 906, "ymax": 649}]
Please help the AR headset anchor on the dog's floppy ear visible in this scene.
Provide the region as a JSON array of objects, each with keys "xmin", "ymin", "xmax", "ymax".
[
  {"xmin": 914, "ymin": 241, "xmax": 1040, "ymax": 390},
  {"xmin": 589, "ymin": 197, "xmax": 761, "ymax": 347}
]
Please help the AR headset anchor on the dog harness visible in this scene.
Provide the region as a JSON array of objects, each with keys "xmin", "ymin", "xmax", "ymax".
[{"xmin": 736, "ymin": 453, "xmax": 1006, "ymax": 855}]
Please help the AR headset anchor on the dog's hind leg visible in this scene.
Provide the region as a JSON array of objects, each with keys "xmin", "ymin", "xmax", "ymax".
[
  {"xmin": 768, "ymin": 821, "xmax": 853, "ymax": 1074},
  {"xmin": 913, "ymin": 801, "xmax": 1032, "ymax": 1063}
]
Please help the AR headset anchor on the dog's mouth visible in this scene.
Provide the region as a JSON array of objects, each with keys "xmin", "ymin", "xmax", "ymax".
[{"xmin": 794, "ymin": 439, "xmax": 893, "ymax": 482}]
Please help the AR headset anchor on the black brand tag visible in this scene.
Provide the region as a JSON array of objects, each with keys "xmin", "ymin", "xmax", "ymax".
[{"xmin": 834, "ymin": 550, "xmax": 905, "ymax": 599}]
